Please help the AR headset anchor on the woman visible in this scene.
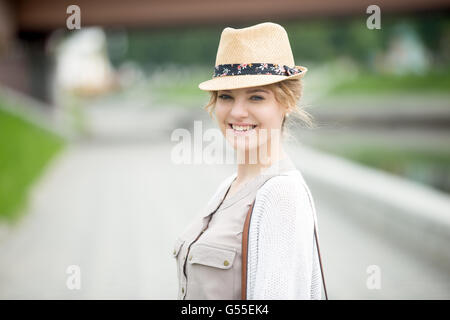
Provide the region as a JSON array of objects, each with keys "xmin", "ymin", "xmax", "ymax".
[{"xmin": 172, "ymin": 22, "xmax": 326, "ymax": 300}]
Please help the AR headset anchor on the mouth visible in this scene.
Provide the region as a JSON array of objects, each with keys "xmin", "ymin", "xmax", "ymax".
[{"xmin": 228, "ymin": 123, "xmax": 258, "ymax": 135}]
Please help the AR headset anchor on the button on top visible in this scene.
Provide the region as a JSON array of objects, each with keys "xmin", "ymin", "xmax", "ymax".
[
  {"xmin": 182, "ymin": 287, "xmax": 185, "ymax": 293},
  {"xmin": 173, "ymin": 249, "xmax": 176, "ymax": 255},
  {"xmin": 189, "ymin": 255, "xmax": 193, "ymax": 261},
  {"xmin": 224, "ymin": 260, "xmax": 229, "ymax": 266}
]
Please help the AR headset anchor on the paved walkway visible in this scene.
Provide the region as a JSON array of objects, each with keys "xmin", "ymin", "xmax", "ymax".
[{"xmin": 0, "ymin": 140, "xmax": 236, "ymax": 299}]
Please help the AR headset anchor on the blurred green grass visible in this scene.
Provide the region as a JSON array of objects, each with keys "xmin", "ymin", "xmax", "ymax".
[
  {"xmin": 329, "ymin": 70, "xmax": 450, "ymax": 95},
  {"xmin": 147, "ymin": 65, "xmax": 211, "ymax": 108},
  {"xmin": 313, "ymin": 144, "xmax": 450, "ymax": 193},
  {"xmin": 0, "ymin": 101, "xmax": 65, "ymax": 222},
  {"xmin": 151, "ymin": 83, "xmax": 208, "ymax": 107}
]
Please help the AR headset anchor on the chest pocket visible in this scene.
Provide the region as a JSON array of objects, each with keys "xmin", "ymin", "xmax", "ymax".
[
  {"xmin": 188, "ymin": 243, "xmax": 236, "ymax": 269},
  {"xmin": 185, "ymin": 242, "xmax": 237, "ymax": 299}
]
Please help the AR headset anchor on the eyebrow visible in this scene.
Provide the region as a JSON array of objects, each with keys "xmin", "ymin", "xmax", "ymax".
[{"xmin": 221, "ymin": 89, "xmax": 269, "ymax": 94}]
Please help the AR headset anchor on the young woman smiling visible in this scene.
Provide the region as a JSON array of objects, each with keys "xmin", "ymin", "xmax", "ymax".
[
  {"xmin": 208, "ymin": 81, "xmax": 312, "ymax": 200},
  {"xmin": 172, "ymin": 22, "xmax": 327, "ymax": 300}
]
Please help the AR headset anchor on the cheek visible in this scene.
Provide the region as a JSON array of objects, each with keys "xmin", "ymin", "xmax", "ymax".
[
  {"xmin": 256, "ymin": 106, "xmax": 283, "ymax": 129},
  {"xmin": 214, "ymin": 103, "xmax": 226, "ymax": 117},
  {"xmin": 213, "ymin": 104, "xmax": 221, "ymax": 118},
  {"xmin": 262, "ymin": 116, "xmax": 280, "ymax": 129},
  {"xmin": 214, "ymin": 104, "xmax": 228, "ymax": 128}
]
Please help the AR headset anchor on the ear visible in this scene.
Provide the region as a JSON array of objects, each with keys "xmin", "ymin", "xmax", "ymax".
[{"xmin": 280, "ymin": 105, "xmax": 290, "ymax": 115}]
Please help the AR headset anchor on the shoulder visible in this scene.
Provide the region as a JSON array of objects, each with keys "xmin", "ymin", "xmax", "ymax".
[
  {"xmin": 207, "ymin": 172, "xmax": 236, "ymax": 204},
  {"xmin": 250, "ymin": 170, "xmax": 316, "ymax": 241},
  {"xmin": 219, "ymin": 172, "xmax": 237, "ymax": 190},
  {"xmin": 256, "ymin": 170, "xmax": 309, "ymax": 205},
  {"xmin": 253, "ymin": 170, "xmax": 316, "ymax": 226},
  {"xmin": 214, "ymin": 172, "xmax": 236, "ymax": 194}
]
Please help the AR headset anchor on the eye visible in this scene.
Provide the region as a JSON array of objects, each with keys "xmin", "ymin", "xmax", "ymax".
[
  {"xmin": 218, "ymin": 94, "xmax": 232, "ymax": 100},
  {"xmin": 250, "ymin": 95, "xmax": 264, "ymax": 101}
]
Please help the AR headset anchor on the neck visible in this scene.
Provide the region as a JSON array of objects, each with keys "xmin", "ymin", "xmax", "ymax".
[{"xmin": 235, "ymin": 143, "xmax": 288, "ymax": 184}]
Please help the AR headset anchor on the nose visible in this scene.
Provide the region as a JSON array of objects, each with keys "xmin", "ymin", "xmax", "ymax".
[{"xmin": 229, "ymin": 97, "xmax": 249, "ymax": 118}]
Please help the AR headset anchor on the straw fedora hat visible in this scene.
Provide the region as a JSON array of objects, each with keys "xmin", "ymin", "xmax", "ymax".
[{"xmin": 198, "ymin": 22, "xmax": 307, "ymax": 91}]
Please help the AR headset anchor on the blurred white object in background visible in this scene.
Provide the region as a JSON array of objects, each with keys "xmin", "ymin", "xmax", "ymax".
[{"xmin": 54, "ymin": 27, "xmax": 118, "ymax": 97}]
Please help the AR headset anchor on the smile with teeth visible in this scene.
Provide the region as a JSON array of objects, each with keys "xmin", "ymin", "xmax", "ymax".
[{"xmin": 228, "ymin": 123, "xmax": 258, "ymax": 133}]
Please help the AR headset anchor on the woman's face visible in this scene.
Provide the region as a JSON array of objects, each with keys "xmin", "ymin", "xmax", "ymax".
[{"xmin": 214, "ymin": 85, "xmax": 286, "ymax": 158}]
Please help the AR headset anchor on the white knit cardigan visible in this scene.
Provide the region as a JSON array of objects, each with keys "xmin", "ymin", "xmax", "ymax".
[{"xmin": 213, "ymin": 169, "xmax": 323, "ymax": 300}]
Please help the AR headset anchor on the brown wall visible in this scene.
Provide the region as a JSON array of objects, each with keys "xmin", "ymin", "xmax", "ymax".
[{"xmin": 13, "ymin": 0, "xmax": 450, "ymax": 32}]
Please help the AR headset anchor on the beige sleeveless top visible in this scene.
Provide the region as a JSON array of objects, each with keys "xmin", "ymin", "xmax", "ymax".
[{"xmin": 172, "ymin": 157, "xmax": 297, "ymax": 300}]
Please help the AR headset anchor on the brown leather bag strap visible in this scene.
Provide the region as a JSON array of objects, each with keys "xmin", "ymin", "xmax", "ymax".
[
  {"xmin": 241, "ymin": 199, "xmax": 328, "ymax": 300},
  {"xmin": 241, "ymin": 201, "xmax": 254, "ymax": 300},
  {"xmin": 313, "ymin": 219, "xmax": 328, "ymax": 300}
]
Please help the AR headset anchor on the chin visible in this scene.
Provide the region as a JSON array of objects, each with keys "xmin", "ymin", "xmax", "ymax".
[
  {"xmin": 224, "ymin": 128, "xmax": 270, "ymax": 154},
  {"xmin": 233, "ymin": 139, "xmax": 269, "ymax": 156},
  {"xmin": 234, "ymin": 143, "xmax": 258, "ymax": 152}
]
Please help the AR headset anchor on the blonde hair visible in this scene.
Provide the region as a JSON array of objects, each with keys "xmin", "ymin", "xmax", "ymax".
[{"xmin": 203, "ymin": 78, "xmax": 316, "ymax": 140}]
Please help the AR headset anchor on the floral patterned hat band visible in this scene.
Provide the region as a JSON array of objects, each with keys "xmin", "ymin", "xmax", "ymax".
[{"xmin": 213, "ymin": 63, "xmax": 303, "ymax": 78}]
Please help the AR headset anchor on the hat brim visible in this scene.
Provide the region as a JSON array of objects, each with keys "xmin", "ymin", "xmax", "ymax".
[{"xmin": 198, "ymin": 66, "xmax": 307, "ymax": 91}]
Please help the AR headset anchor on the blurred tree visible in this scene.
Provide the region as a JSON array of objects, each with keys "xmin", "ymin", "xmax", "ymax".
[{"xmin": 105, "ymin": 13, "xmax": 449, "ymax": 73}]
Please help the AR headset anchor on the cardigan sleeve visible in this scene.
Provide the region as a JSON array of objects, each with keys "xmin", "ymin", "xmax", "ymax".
[{"xmin": 247, "ymin": 175, "xmax": 316, "ymax": 299}]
